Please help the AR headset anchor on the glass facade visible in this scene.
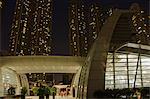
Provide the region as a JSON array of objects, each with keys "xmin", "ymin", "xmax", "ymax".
[
  {"xmin": 105, "ymin": 52, "xmax": 150, "ymax": 89},
  {"xmin": 2, "ymin": 67, "xmax": 20, "ymax": 95}
]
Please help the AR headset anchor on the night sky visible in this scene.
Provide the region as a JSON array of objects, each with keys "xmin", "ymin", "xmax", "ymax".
[{"xmin": 1, "ymin": 0, "xmax": 149, "ymax": 55}]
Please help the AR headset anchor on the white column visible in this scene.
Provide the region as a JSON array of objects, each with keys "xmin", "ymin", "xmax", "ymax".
[
  {"xmin": 71, "ymin": 67, "xmax": 81, "ymax": 97},
  {"xmin": 0, "ymin": 67, "xmax": 4, "ymax": 97},
  {"xmin": 15, "ymin": 73, "xmax": 21, "ymax": 95},
  {"xmin": 19, "ymin": 74, "xmax": 30, "ymax": 95},
  {"xmin": 0, "ymin": 1, "xmax": 2, "ymax": 8}
]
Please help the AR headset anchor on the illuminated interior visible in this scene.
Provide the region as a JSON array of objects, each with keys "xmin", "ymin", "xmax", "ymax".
[
  {"xmin": 105, "ymin": 52, "xmax": 150, "ymax": 89},
  {"xmin": 1, "ymin": 67, "xmax": 20, "ymax": 95}
]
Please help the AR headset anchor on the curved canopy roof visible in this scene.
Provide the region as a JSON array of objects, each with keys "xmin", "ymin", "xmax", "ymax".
[{"xmin": 0, "ymin": 56, "xmax": 85, "ymax": 73}]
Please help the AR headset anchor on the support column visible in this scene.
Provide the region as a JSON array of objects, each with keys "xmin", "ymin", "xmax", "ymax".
[
  {"xmin": 71, "ymin": 67, "xmax": 82, "ymax": 97},
  {"xmin": 87, "ymin": 10, "xmax": 122, "ymax": 98},
  {"xmin": 0, "ymin": 67, "xmax": 4, "ymax": 97},
  {"xmin": 113, "ymin": 52, "xmax": 116, "ymax": 89},
  {"xmin": 19, "ymin": 74, "xmax": 30, "ymax": 95},
  {"xmin": 126, "ymin": 53, "xmax": 130, "ymax": 88}
]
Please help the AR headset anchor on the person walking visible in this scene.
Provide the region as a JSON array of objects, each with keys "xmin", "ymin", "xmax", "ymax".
[{"xmin": 72, "ymin": 87, "xmax": 75, "ymax": 97}]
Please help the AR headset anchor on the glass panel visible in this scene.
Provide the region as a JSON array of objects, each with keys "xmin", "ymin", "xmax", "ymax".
[
  {"xmin": 143, "ymin": 79, "xmax": 150, "ymax": 83},
  {"xmin": 105, "ymin": 72, "xmax": 113, "ymax": 75},
  {"xmin": 116, "ymin": 84, "xmax": 128, "ymax": 89},
  {"xmin": 128, "ymin": 58, "xmax": 138, "ymax": 62},
  {"xmin": 105, "ymin": 80, "xmax": 114, "ymax": 84},
  {"xmin": 142, "ymin": 66, "xmax": 150, "ymax": 70},
  {"xmin": 115, "ymin": 71, "xmax": 127, "ymax": 75},
  {"xmin": 115, "ymin": 76, "xmax": 127, "ymax": 80},
  {"xmin": 143, "ymin": 83, "xmax": 150, "ymax": 87},
  {"xmin": 106, "ymin": 67, "xmax": 113, "ymax": 71},
  {"xmin": 105, "ymin": 76, "xmax": 113, "ymax": 80},
  {"xmin": 115, "ymin": 62, "xmax": 127, "ymax": 66},
  {"xmin": 105, "ymin": 52, "xmax": 150, "ymax": 89},
  {"xmin": 115, "ymin": 66, "xmax": 126, "ymax": 70}
]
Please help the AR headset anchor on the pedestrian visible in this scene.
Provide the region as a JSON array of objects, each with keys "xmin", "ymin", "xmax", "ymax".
[{"xmin": 72, "ymin": 87, "xmax": 75, "ymax": 97}]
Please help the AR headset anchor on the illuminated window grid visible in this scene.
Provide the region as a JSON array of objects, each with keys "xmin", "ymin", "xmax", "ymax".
[{"xmin": 105, "ymin": 52, "xmax": 150, "ymax": 89}]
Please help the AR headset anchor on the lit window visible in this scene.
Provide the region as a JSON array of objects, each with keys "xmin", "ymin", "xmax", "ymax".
[
  {"xmin": 72, "ymin": 10, "xmax": 75, "ymax": 14},
  {"xmin": 81, "ymin": 12, "xmax": 84, "ymax": 16},
  {"xmin": 31, "ymin": 51, "xmax": 34, "ymax": 55},
  {"xmin": 140, "ymin": 19, "xmax": 143, "ymax": 21},
  {"xmin": 142, "ymin": 18, "xmax": 145, "ymax": 20},
  {"xmin": 80, "ymin": 31, "xmax": 83, "ymax": 34},
  {"xmin": 71, "ymin": 19, "xmax": 74, "ymax": 23},
  {"xmin": 141, "ymin": 11, "xmax": 144, "ymax": 13},
  {"xmin": 93, "ymin": 32, "xmax": 96, "ymax": 34},
  {"xmin": 23, "ymin": 27, "xmax": 26, "ymax": 34},
  {"xmin": 91, "ymin": 8, "xmax": 94, "ymax": 12},
  {"xmin": 84, "ymin": 47, "xmax": 87, "ymax": 50},
  {"xmin": 138, "ymin": 27, "xmax": 141, "ymax": 30},
  {"xmin": 89, "ymin": 22, "xmax": 96, "ymax": 25},
  {"xmin": 132, "ymin": 15, "xmax": 136, "ymax": 20},
  {"xmin": 75, "ymin": 49, "xmax": 77, "ymax": 51},
  {"xmin": 31, "ymin": 32, "xmax": 35, "ymax": 35},
  {"xmin": 72, "ymin": 5, "xmax": 75, "ymax": 7},
  {"xmin": 79, "ymin": 27, "xmax": 81, "ymax": 30},
  {"xmin": 21, "ymin": 42, "xmax": 24, "ymax": 45},
  {"xmin": 71, "ymin": 26, "xmax": 76, "ymax": 30},
  {"xmin": 22, "ymin": 36, "xmax": 25, "ymax": 38},
  {"xmin": 74, "ymin": 42, "xmax": 76, "ymax": 45},
  {"xmin": 96, "ymin": 7, "xmax": 99, "ymax": 9},
  {"xmin": 138, "ymin": 30, "xmax": 142, "ymax": 34},
  {"xmin": 93, "ymin": 18, "xmax": 95, "ymax": 21},
  {"xmin": 20, "ymin": 50, "xmax": 23, "ymax": 53},
  {"xmin": 133, "ymin": 20, "xmax": 136, "ymax": 23},
  {"xmin": 134, "ymin": 23, "xmax": 137, "ymax": 26}
]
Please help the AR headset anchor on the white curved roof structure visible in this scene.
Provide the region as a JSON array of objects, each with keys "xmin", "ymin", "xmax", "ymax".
[{"xmin": 0, "ymin": 56, "xmax": 85, "ymax": 73}]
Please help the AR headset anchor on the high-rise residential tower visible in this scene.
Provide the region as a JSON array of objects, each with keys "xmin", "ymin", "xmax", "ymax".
[
  {"xmin": 69, "ymin": 1, "xmax": 112, "ymax": 56},
  {"xmin": 88, "ymin": 4, "xmax": 112, "ymax": 50},
  {"xmin": 68, "ymin": 0, "xmax": 88, "ymax": 56},
  {"xmin": 9, "ymin": 0, "xmax": 53, "ymax": 56},
  {"xmin": 130, "ymin": 3, "xmax": 150, "ymax": 45},
  {"xmin": 0, "ymin": 0, "xmax": 2, "ymax": 51}
]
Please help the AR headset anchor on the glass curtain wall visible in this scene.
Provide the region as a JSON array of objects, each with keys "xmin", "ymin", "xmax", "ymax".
[
  {"xmin": 105, "ymin": 52, "xmax": 150, "ymax": 89},
  {"xmin": 2, "ymin": 67, "xmax": 20, "ymax": 95}
]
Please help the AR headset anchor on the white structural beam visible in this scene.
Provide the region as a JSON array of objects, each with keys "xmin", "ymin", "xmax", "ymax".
[
  {"xmin": 115, "ymin": 43, "xmax": 150, "ymax": 52},
  {"xmin": 0, "ymin": 56, "xmax": 85, "ymax": 73}
]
